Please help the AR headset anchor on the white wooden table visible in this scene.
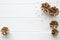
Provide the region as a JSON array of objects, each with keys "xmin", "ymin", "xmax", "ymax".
[{"xmin": 0, "ymin": 0, "xmax": 60, "ymax": 40}]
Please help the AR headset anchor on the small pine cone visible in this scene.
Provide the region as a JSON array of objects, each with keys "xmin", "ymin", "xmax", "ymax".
[
  {"xmin": 1, "ymin": 27, "xmax": 9, "ymax": 36},
  {"xmin": 48, "ymin": 6, "xmax": 59, "ymax": 16},
  {"xmin": 50, "ymin": 21, "xmax": 58, "ymax": 29},
  {"xmin": 41, "ymin": 2, "xmax": 50, "ymax": 13},
  {"xmin": 52, "ymin": 29, "xmax": 59, "ymax": 36}
]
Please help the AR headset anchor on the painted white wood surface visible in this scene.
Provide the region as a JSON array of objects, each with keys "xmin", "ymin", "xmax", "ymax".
[{"xmin": 0, "ymin": 0, "xmax": 60, "ymax": 40}]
